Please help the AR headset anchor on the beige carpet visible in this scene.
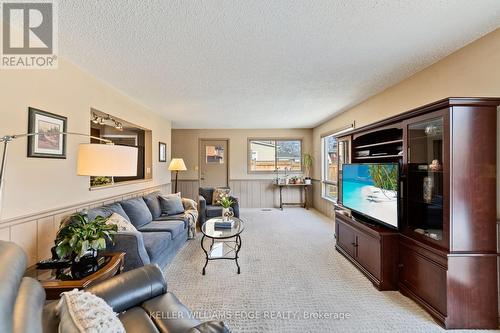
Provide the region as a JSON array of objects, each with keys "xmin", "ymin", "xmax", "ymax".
[{"xmin": 165, "ymin": 208, "xmax": 496, "ymax": 333}]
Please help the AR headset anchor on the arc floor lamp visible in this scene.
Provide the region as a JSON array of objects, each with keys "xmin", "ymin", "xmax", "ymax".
[{"xmin": 0, "ymin": 132, "xmax": 138, "ymax": 218}]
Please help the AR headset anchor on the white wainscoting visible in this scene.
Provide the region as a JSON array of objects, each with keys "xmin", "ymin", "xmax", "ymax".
[
  {"xmin": 0, "ymin": 183, "xmax": 171, "ymax": 266},
  {"xmin": 178, "ymin": 179, "xmax": 312, "ymax": 209}
]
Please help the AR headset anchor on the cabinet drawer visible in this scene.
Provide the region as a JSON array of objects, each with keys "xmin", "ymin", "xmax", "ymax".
[
  {"xmin": 399, "ymin": 243, "xmax": 447, "ymax": 316},
  {"xmin": 336, "ymin": 219, "xmax": 356, "ymax": 258}
]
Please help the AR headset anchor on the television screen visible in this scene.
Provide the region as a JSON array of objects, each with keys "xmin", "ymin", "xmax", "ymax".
[{"xmin": 342, "ymin": 163, "xmax": 399, "ymax": 228}]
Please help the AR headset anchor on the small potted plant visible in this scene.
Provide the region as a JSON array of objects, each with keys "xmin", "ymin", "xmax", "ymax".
[
  {"xmin": 219, "ymin": 194, "xmax": 234, "ymax": 221},
  {"xmin": 303, "ymin": 153, "xmax": 313, "ymax": 185},
  {"xmin": 55, "ymin": 213, "xmax": 117, "ymax": 276}
]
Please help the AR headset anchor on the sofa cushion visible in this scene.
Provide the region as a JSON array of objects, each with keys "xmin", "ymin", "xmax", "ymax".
[
  {"xmin": 118, "ymin": 307, "xmax": 159, "ymax": 333},
  {"xmin": 139, "ymin": 221, "xmax": 185, "ymax": 239},
  {"xmin": 57, "ymin": 289, "xmax": 125, "ymax": 333},
  {"xmin": 205, "ymin": 205, "xmax": 233, "ymax": 218},
  {"xmin": 120, "ymin": 198, "xmax": 153, "ymax": 229},
  {"xmin": 106, "ymin": 213, "xmax": 137, "ymax": 233},
  {"xmin": 154, "ymin": 214, "xmax": 189, "ymax": 229},
  {"xmin": 142, "ymin": 232, "xmax": 172, "ymax": 262},
  {"xmin": 87, "ymin": 203, "xmax": 130, "ymax": 223},
  {"xmin": 141, "ymin": 292, "xmax": 200, "ymax": 333},
  {"xmin": 143, "ymin": 192, "xmax": 162, "ymax": 220},
  {"xmin": 159, "ymin": 193, "xmax": 184, "ymax": 216},
  {"xmin": 211, "ymin": 188, "xmax": 231, "ymax": 205},
  {"xmin": 199, "ymin": 187, "xmax": 214, "ymax": 203}
]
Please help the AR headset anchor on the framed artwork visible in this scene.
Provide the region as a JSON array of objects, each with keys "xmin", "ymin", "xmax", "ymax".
[
  {"xmin": 28, "ymin": 107, "xmax": 67, "ymax": 159},
  {"xmin": 159, "ymin": 142, "xmax": 167, "ymax": 162},
  {"xmin": 205, "ymin": 144, "xmax": 224, "ymax": 164}
]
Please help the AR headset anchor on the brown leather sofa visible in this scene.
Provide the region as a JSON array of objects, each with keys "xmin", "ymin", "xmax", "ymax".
[{"xmin": 0, "ymin": 240, "xmax": 230, "ymax": 333}]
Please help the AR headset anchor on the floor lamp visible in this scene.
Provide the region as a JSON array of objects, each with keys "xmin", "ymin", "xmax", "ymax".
[
  {"xmin": 168, "ymin": 158, "xmax": 187, "ymax": 193},
  {"xmin": 0, "ymin": 132, "xmax": 138, "ymax": 218}
]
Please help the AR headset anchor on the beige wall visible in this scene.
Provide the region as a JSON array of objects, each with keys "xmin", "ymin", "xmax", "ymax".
[
  {"xmin": 172, "ymin": 128, "xmax": 313, "ymax": 180},
  {"xmin": 312, "ymin": 28, "xmax": 500, "ymax": 218},
  {"xmin": 0, "ymin": 58, "xmax": 172, "ymax": 222}
]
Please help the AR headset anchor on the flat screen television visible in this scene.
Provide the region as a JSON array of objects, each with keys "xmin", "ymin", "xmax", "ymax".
[{"xmin": 341, "ymin": 163, "xmax": 399, "ymax": 229}]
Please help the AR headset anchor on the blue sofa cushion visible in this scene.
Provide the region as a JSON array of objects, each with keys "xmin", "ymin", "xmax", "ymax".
[
  {"xmin": 199, "ymin": 187, "xmax": 214, "ymax": 203},
  {"xmin": 205, "ymin": 205, "xmax": 234, "ymax": 218},
  {"xmin": 143, "ymin": 192, "xmax": 162, "ymax": 219},
  {"xmin": 142, "ymin": 232, "xmax": 172, "ymax": 262},
  {"xmin": 159, "ymin": 194, "xmax": 184, "ymax": 216},
  {"xmin": 155, "ymin": 214, "xmax": 189, "ymax": 229},
  {"xmin": 87, "ymin": 203, "xmax": 130, "ymax": 222},
  {"xmin": 120, "ymin": 198, "xmax": 153, "ymax": 229},
  {"xmin": 138, "ymin": 220, "xmax": 185, "ymax": 239}
]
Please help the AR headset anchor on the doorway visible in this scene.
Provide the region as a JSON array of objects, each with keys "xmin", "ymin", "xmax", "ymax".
[{"xmin": 199, "ymin": 139, "xmax": 229, "ymax": 187}]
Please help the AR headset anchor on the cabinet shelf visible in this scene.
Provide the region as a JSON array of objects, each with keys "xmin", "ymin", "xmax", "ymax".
[
  {"xmin": 355, "ymin": 154, "xmax": 402, "ymax": 160},
  {"xmin": 355, "ymin": 139, "xmax": 403, "ymax": 149},
  {"xmin": 407, "ymin": 199, "xmax": 443, "ymax": 208},
  {"xmin": 408, "ymin": 169, "xmax": 444, "ymax": 174}
]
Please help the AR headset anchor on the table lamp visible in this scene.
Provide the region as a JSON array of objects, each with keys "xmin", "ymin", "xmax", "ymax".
[{"xmin": 168, "ymin": 158, "xmax": 187, "ymax": 193}]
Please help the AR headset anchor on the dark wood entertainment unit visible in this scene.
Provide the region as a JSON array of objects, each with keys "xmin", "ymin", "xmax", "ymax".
[{"xmin": 334, "ymin": 97, "xmax": 499, "ymax": 329}]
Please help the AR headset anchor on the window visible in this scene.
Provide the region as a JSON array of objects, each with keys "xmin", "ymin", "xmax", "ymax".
[
  {"xmin": 322, "ymin": 135, "xmax": 338, "ymax": 201},
  {"xmin": 248, "ymin": 139, "xmax": 302, "ymax": 172},
  {"xmin": 206, "ymin": 145, "xmax": 224, "ymax": 164},
  {"xmin": 321, "ymin": 125, "xmax": 353, "ymax": 202}
]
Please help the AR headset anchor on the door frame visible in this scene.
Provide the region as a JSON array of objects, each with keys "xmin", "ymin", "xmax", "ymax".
[{"xmin": 198, "ymin": 138, "xmax": 230, "ymax": 187}]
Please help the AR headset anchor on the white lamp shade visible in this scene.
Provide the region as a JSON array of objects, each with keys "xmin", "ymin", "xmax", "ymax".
[
  {"xmin": 77, "ymin": 144, "xmax": 138, "ymax": 176},
  {"xmin": 168, "ymin": 158, "xmax": 187, "ymax": 171}
]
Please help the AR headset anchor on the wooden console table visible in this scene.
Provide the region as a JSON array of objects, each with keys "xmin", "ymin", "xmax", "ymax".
[
  {"xmin": 25, "ymin": 252, "xmax": 125, "ymax": 299},
  {"xmin": 273, "ymin": 183, "xmax": 311, "ymax": 210}
]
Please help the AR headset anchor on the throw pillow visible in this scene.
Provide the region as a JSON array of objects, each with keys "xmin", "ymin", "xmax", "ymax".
[
  {"xmin": 120, "ymin": 198, "xmax": 153, "ymax": 229},
  {"xmin": 57, "ymin": 289, "xmax": 125, "ymax": 333},
  {"xmin": 106, "ymin": 212, "xmax": 137, "ymax": 232},
  {"xmin": 159, "ymin": 193, "xmax": 185, "ymax": 215},
  {"xmin": 143, "ymin": 192, "xmax": 162, "ymax": 219},
  {"xmin": 212, "ymin": 188, "xmax": 231, "ymax": 205}
]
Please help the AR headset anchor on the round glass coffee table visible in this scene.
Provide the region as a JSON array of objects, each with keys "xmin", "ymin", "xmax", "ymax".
[{"xmin": 201, "ymin": 217, "xmax": 245, "ymax": 275}]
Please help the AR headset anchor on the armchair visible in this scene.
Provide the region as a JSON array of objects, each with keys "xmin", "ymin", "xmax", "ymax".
[
  {"xmin": 198, "ymin": 187, "xmax": 240, "ymax": 226},
  {"xmin": 0, "ymin": 240, "xmax": 230, "ymax": 333}
]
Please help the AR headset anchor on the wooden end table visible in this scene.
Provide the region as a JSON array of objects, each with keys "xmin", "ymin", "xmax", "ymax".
[
  {"xmin": 25, "ymin": 252, "xmax": 125, "ymax": 300},
  {"xmin": 273, "ymin": 183, "xmax": 312, "ymax": 210}
]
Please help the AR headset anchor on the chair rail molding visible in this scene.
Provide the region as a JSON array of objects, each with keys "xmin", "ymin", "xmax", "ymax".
[{"xmin": 0, "ymin": 182, "xmax": 171, "ymax": 266}]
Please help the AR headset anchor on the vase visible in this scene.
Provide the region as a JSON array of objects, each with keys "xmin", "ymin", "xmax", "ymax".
[
  {"xmin": 423, "ymin": 176, "xmax": 433, "ymax": 203},
  {"xmin": 70, "ymin": 250, "xmax": 98, "ymax": 279},
  {"xmin": 222, "ymin": 207, "xmax": 234, "ymax": 221}
]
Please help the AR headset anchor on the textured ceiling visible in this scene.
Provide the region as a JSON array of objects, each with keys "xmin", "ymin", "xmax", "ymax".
[{"xmin": 59, "ymin": 1, "xmax": 500, "ymax": 129}]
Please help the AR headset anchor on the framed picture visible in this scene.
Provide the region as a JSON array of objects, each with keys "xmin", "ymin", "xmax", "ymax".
[
  {"xmin": 159, "ymin": 142, "xmax": 167, "ymax": 162},
  {"xmin": 28, "ymin": 108, "xmax": 67, "ymax": 159}
]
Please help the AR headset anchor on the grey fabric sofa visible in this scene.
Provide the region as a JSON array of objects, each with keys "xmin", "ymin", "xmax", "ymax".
[
  {"xmin": 198, "ymin": 187, "xmax": 240, "ymax": 226},
  {"xmin": 85, "ymin": 191, "xmax": 196, "ymax": 271},
  {"xmin": 0, "ymin": 240, "xmax": 229, "ymax": 333}
]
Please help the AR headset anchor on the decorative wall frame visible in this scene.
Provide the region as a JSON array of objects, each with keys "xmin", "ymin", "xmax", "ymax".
[{"xmin": 28, "ymin": 107, "xmax": 67, "ymax": 159}]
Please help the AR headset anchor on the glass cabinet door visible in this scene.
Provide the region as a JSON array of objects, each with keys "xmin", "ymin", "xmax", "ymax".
[{"xmin": 406, "ymin": 117, "xmax": 445, "ymax": 243}]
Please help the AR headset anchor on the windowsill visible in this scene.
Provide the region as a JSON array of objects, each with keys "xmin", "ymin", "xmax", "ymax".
[
  {"xmin": 89, "ymin": 178, "xmax": 153, "ymax": 191},
  {"xmin": 247, "ymin": 171, "xmax": 304, "ymax": 175},
  {"xmin": 321, "ymin": 195, "xmax": 337, "ymax": 204}
]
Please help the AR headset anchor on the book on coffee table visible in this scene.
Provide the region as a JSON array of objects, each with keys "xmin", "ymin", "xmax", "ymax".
[{"xmin": 213, "ymin": 219, "xmax": 234, "ymax": 229}]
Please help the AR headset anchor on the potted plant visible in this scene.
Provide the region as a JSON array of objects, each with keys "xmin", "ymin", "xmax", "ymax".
[
  {"xmin": 303, "ymin": 153, "xmax": 313, "ymax": 185},
  {"xmin": 55, "ymin": 213, "xmax": 117, "ymax": 276},
  {"xmin": 219, "ymin": 194, "xmax": 234, "ymax": 221}
]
